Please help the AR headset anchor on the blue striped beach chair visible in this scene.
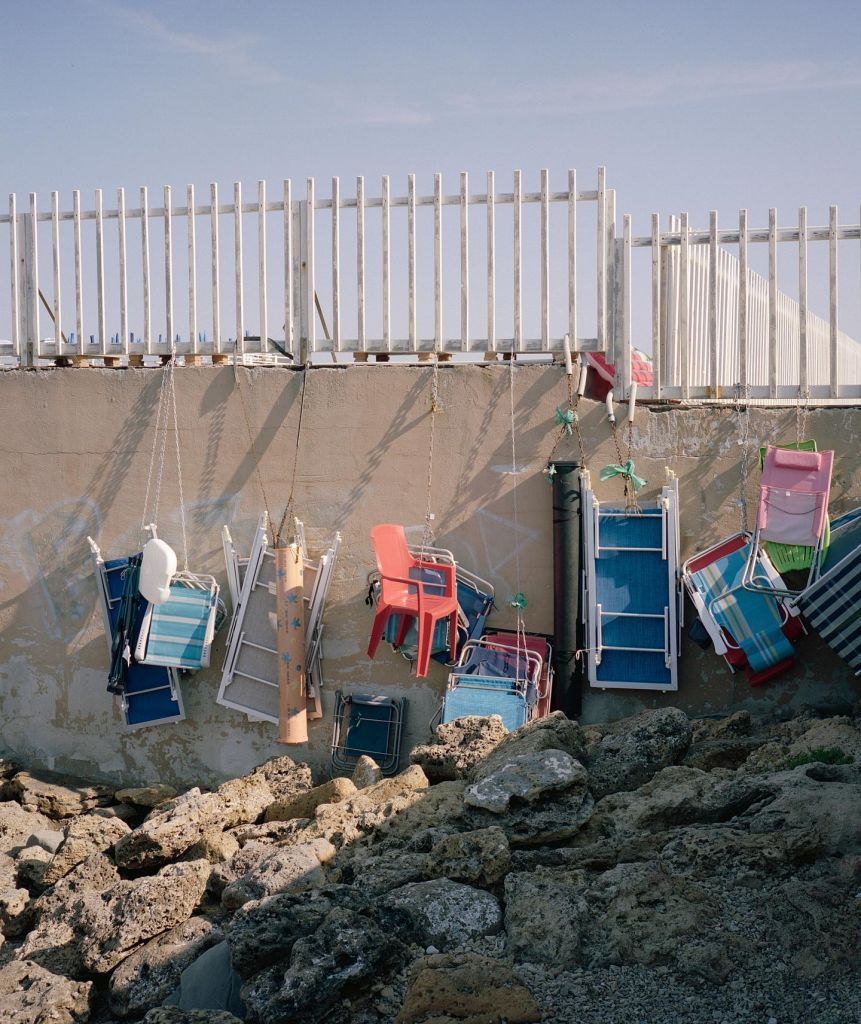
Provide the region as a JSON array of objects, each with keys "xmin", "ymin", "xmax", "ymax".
[
  {"xmin": 795, "ymin": 511, "xmax": 861, "ymax": 675},
  {"xmin": 135, "ymin": 573, "xmax": 220, "ymax": 671}
]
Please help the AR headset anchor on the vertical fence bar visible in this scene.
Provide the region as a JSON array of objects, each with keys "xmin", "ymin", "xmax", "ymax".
[
  {"xmin": 486, "ymin": 170, "xmax": 496, "ymax": 353},
  {"xmin": 620, "ymin": 213, "xmax": 632, "ymax": 396},
  {"xmin": 27, "ymin": 193, "xmax": 39, "ymax": 362},
  {"xmin": 738, "ymin": 209, "xmax": 748, "ymax": 391},
  {"xmin": 540, "ymin": 168, "xmax": 550, "ymax": 350},
  {"xmin": 9, "ymin": 194, "xmax": 19, "ymax": 361},
  {"xmin": 708, "ymin": 210, "xmax": 718, "ymax": 395},
  {"xmin": 95, "ymin": 189, "xmax": 106, "ymax": 355},
  {"xmin": 357, "ymin": 176, "xmax": 365, "ymax": 352},
  {"xmin": 257, "ymin": 179, "xmax": 267, "ymax": 352},
  {"xmin": 767, "ymin": 207, "xmax": 777, "ymax": 398},
  {"xmin": 407, "ymin": 174, "xmax": 416, "ymax": 352},
  {"xmin": 210, "ymin": 183, "xmax": 220, "ymax": 353},
  {"xmin": 117, "ymin": 188, "xmax": 128, "ymax": 354},
  {"xmin": 798, "ymin": 207, "xmax": 808, "ymax": 394},
  {"xmin": 305, "ymin": 177, "xmax": 315, "ymax": 356},
  {"xmin": 596, "ymin": 167, "xmax": 606, "ymax": 352},
  {"xmin": 513, "ymin": 169, "xmax": 522, "ymax": 352},
  {"xmin": 283, "ymin": 179, "xmax": 292, "ymax": 353},
  {"xmin": 164, "ymin": 185, "xmax": 173, "ymax": 349},
  {"xmin": 567, "ymin": 169, "xmax": 576, "ymax": 351},
  {"xmin": 51, "ymin": 191, "xmax": 62, "ymax": 357},
  {"xmin": 651, "ymin": 213, "xmax": 661, "ymax": 399},
  {"xmin": 434, "ymin": 172, "xmax": 442, "ymax": 351},
  {"xmin": 381, "ymin": 175, "xmax": 391, "ymax": 352},
  {"xmin": 234, "ymin": 181, "xmax": 244, "ymax": 354},
  {"xmin": 679, "ymin": 211, "xmax": 690, "ymax": 400},
  {"xmin": 460, "ymin": 171, "xmax": 469, "ymax": 351},
  {"xmin": 187, "ymin": 184, "xmax": 197, "ymax": 354},
  {"xmin": 607, "ymin": 188, "xmax": 616, "ymax": 360},
  {"xmin": 74, "ymin": 190, "xmax": 85, "ymax": 356},
  {"xmin": 331, "ymin": 176, "xmax": 340, "ymax": 349},
  {"xmin": 829, "ymin": 205, "xmax": 839, "ymax": 398}
]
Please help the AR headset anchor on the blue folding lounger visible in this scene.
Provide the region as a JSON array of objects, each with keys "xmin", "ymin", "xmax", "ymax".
[
  {"xmin": 581, "ymin": 470, "xmax": 681, "ymax": 691},
  {"xmin": 794, "ymin": 507, "xmax": 861, "ymax": 674},
  {"xmin": 331, "ymin": 691, "xmax": 406, "ymax": 776},
  {"xmin": 89, "ymin": 540, "xmax": 185, "ymax": 729}
]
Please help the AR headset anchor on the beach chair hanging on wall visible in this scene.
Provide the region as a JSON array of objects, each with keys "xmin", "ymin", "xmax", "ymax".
[
  {"xmin": 580, "ymin": 468, "xmax": 681, "ymax": 691},
  {"xmin": 793, "ymin": 507, "xmax": 861, "ymax": 675},
  {"xmin": 88, "ymin": 539, "xmax": 185, "ymax": 729},
  {"xmin": 682, "ymin": 532, "xmax": 803, "ymax": 687}
]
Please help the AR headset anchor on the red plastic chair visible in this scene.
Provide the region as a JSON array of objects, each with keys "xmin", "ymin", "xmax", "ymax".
[{"xmin": 367, "ymin": 524, "xmax": 458, "ymax": 677}]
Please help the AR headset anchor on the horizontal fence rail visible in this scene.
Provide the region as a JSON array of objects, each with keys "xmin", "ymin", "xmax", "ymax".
[{"xmin": 2, "ymin": 172, "xmax": 860, "ymax": 403}]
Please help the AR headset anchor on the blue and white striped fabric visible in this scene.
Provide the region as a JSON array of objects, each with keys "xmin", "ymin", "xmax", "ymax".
[
  {"xmin": 442, "ymin": 677, "xmax": 527, "ymax": 731},
  {"xmin": 798, "ymin": 519, "xmax": 861, "ymax": 673},
  {"xmin": 142, "ymin": 583, "xmax": 217, "ymax": 670}
]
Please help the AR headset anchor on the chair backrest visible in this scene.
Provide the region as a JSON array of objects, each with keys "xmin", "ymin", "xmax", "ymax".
[{"xmin": 371, "ymin": 524, "xmax": 415, "ymax": 582}]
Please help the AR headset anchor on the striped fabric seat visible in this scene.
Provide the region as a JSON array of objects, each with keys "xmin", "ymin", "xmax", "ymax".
[
  {"xmin": 137, "ymin": 579, "xmax": 218, "ymax": 670},
  {"xmin": 442, "ymin": 677, "xmax": 527, "ymax": 732},
  {"xmin": 797, "ymin": 520, "xmax": 861, "ymax": 674},
  {"xmin": 691, "ymin": 543, "xmax": 793, "ymax": 673}
]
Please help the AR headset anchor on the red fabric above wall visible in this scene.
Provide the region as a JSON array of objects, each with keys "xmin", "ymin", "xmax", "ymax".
[{"xmin": 584, "ymin": 350, "xmax": 653, "ymax": 401}]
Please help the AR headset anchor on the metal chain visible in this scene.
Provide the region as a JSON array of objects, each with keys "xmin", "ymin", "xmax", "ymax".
[
  {"xmin": 233, "ymin": 359, "xmax": 276, "ymax": 546},
  {"xmin": 167, "ymin": 356, "xmax": 189, "ymax": 571},
  {"xmin": 420, "ymin": 358, "xmax": 440, "ymax": 555},
  {"xmin": 275, "ymin": 367, "xmax": 309, "ymax": 548},
  {"xmin": 734, "ymin": 382, "xmax": 752, "ymax": 533},
  {"xmin": 508, "ymin": 348, "xmax": 529, "ymax": 683},
  {"xmin": 141, "ymin": 360, "xmax": 172, "ymax": 536},
  {"xmin": 152, "ymin": 361, "xmax": 172, "ymax": 530},
  {"xmin": 795, "ymin": 384, "xmax": 810, "ymax": 446}
]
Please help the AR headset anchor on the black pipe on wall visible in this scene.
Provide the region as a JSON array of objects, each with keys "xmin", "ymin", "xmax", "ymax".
[{"xmin": 551, "ymin": 460, "xmax": 585, "ymax": 717}]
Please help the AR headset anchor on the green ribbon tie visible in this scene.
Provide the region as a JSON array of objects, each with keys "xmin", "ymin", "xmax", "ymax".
[
  {"xmin": 544, "ymin": 463, "xmax": 557, "ymax": 484},
  {"xmin": 509, "ymin": 592, "xmax": 528, "ymax": 610},
  {"xmin": 554, "ymin": 406, "xmax": 576, "ymax": 435},
  {"xmin": 599, "ymin": 459, "xmax": 647, "ymax": 491}
]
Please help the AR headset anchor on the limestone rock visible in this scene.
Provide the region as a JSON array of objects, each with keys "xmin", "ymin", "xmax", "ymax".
[
  {"xmin": 467, "ymin": 785, "xmax": 594, "ymax": 848},
  {"xmin": 427, "ymin": 827, "xmax": 511, "ymax": 886},
  {"xmin": 25, "ymin": 829, "xmax": 65, "ymax": 854},
  {"xmin": 396, "ymin": 952, "xmax": 541, "ymax": 1024},
  {"xmin": 227, "ymin": 889, "xmax": 340, "ymax": 977},
  {"xmin": 8, "ymin": 771, "xmax": 113, "ymax": 818},
  {"xmin": 184, "ymin": 828, "xmax": 240, "ymax": 864},
  {"xmin": 0, "ymin": 888, "xmax": 31, "ymax": 938},
  {"xmin": 382, "ymin": 878, "xmax": 502, "ymax": 950},
  {"xmin": 250, "ymin": 755, "xmax": 313, "ymax": 803},
  {"xmin": 586, "ymin": 708, "xmax": 692, "ymax": 799},
  {"xmin": 21, "ymin": 859, "xmax": 210, "ymax": 977},
  {"xmin": 410, "ymin": 716, "xmax": 508, "ymax": 782},
  {"xmin": 0, "ymin": 959, "xmax": 92, "ymax": 1023},
  {"xmin": 504, "ymin": 868, "xmax": 588, "ymax": 964},
  {"xmin": 14, "ymin": 844, "xmax": 53, "ymax": 890},
  {"xmin": 115, "ymin": 784, "xmax": 177, "ymax": 808},
  {"xmin": 0, "ymin": 801, "xmax": 55, "ymax": 856},
  {"xmin": 471, "ymin": 711, "xmax": 586, "ymax": 782},
  {"xmin": 42, "ymin": 814, "xmax": 131, "ymax": 886},
  {"xmin": 109, "ymin": 917, "xmax": 223, "ymax": 1019},
  {"xmin": 464, "ymin": 749, "xmax": 587, "ymax": 813},
  {"xmin": 221, "ymin": 839, "xmax": 336, "ymax": 910},
  {"xmin": 227, "ymin": 819, "xmax": 312, "ymax": 848},
  {"xmin": 143, "ymin": 1011, "xmax": 242, "ymax": 1024},
  {"xmin": 786, "ymin": 716, "xmax": 861, "ymax": 761},
  {"xmin": 241, "ymin": 906, "xmax": 406, "ymax": 1022},
  {"xmin": 264, "ymin": 777, "xmax": 356, "ymax": 822},
  {"xmin": 351, "ymin": 755, "xmax": 382, "ymax": 789}
]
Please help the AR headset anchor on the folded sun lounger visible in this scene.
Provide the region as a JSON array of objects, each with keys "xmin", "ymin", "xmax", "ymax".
[
  {"xmin": 683, "ymin": 532, "xmax": 802, "ymax": 686},
  {"xmin": 331, "ymin": 691, "xmax": 406, "ymax": 776}
]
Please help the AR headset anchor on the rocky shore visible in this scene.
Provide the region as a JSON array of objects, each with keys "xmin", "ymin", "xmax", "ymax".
[{"xmin": 0, "ymin": 703, "xmax": 859, "ymax": 1023}]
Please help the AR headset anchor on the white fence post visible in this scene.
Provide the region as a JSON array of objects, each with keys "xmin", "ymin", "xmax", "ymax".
[{"xmin": 19, "ymin": 203, "xmax": 38, "ymax": 366}]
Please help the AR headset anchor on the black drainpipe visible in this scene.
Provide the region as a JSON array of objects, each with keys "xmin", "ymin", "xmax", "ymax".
[{"xmin": 551, "ymin": 460, "xmax": 584, "ymax": 718}]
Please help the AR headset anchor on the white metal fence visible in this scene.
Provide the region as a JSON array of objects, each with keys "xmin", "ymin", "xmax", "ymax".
[{"xmin": 3, "ymin": 169, "xmax": 860, "ymax": 403}]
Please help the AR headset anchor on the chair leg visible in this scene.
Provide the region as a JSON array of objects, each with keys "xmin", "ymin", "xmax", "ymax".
[
  {"xmin": 394, "ymin": 613, "xmax": 414, "ymax": 648},
  {"xmin": 367, "ymin": 607, "xmax": 390, "ymax": 659},
  {"xmin": 415, "ymin": 612, "xmax": 436, "ymax": 678}
]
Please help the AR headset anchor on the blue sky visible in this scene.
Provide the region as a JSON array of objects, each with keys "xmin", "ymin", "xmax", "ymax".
[{"xmin": 2, "ymin": 0, "xmax": 861, "ymax": 348}]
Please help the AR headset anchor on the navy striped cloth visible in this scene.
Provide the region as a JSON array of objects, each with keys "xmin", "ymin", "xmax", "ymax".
[{"xmin": 798, "ymin": 525, "xmax": 861, "ymax": 673}]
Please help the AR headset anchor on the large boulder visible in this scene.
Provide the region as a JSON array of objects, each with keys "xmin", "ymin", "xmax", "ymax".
[
  {"xmin": 410, "ymin": 716, "xmax": 508, "ymax": 782},
  {"xmin": 264, "ymin": 777, "xmax": 356, "ymax": 822},
  {"xmin": 382, "ymin": 878, "xmax": 502, "ymax": 950},
  {"xmin": 470, "ymin": 711, "xmax": 586, "ymax": 782},
  {"xmin": 115, "ymin": 784, "xmax": 178, "ymax": 809},
  {"xmin": 241, "ymin": 906, "xmax": 406, "ymax": 1022},
  {"xmin": 162, "ymin": 940, "xmax": 246, "ymax": 1017},
  {"xmin": 505, "ymin": 868, "xmax": 588, "ymax": 964},
  {"xmin": 464, "ymin": 750, "xmax": 587, "ymax": 813},
  {"xmin": 144, "ymin": 1011, "xmax": 242, "ymax": 1024},
  {"xmin": 0, "ymin": 960, "xmax": 92, "ymax": 1023},
  {"xmin": 8, "ymin": 771, "xmax": 114, "ymax": 818},
  {"xmin": 41, "ymin": 813, "xmax": 131, "ymax": 886},
  {"xmin": 0, "ymin": 801, "xmax": 56, "ymax": 856},
  {"xmin": 221, "ymin": 839, "xmax": 336, "ymax": 910},
  {"xmin": 351, "ymin": 756, "xmax": 382, "ymax": 789},
  {"xmin": 109, "ymin": 917, "xmax": 223, "ymax": 1018},
  {"xmin": 20, "ymin": 859, "xmax": 210, "ymax": 977},
  {"xmin": 586, "ymin": 708, "xmax": 692, "ymax": 798},
  {"xmin": 396, "ymin": 952, "xmax": 541, "ymax": 1024}
]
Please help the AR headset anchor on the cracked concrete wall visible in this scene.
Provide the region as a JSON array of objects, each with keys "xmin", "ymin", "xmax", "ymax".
[{"xmin": 0, "ymin": 366, "xmax": 858, "ymax": 789}]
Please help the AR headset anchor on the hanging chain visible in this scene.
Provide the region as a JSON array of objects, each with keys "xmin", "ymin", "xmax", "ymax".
[
  {"xmin": 795, "ymin": 384, "xmax": 810, "ymax": 446},
  {"xmin": 734, "ymin": 382, "xmax": 752, "ymax": 533},
  {"xmin": 546, "ymin": 365, "xmax": 588, "ymax": 484},
  {"xmin": 233, "ymin": 358, "xmax": 276, "ymax": 547},
  {"xmin": 419, "ymin": 358, "xmax": 440, "ymax": 557},
  {"xmin": 167, "ymin": 356, "xmax": 189, "ymax": 571},
  {"xmin": 141, "ymin": 359, "xmax": 172, "ymax": 536},
  {"xmin": 508, "ymin": 348, "xmax": 528, "ymax": 683},
  {"xmin": 275, "ymin": 367, "xmax": 309, "ymax": 550}
]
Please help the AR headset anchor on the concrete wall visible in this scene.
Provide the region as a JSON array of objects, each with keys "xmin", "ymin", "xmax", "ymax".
[{"xmin": 0, "ymin": 365, "xmax": 858, "ymax": 789}]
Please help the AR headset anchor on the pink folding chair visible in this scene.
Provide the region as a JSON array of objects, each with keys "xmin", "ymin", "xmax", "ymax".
[{"xmin": 743, "ymin": 445, "xmax": 833, "ymax": 596}]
